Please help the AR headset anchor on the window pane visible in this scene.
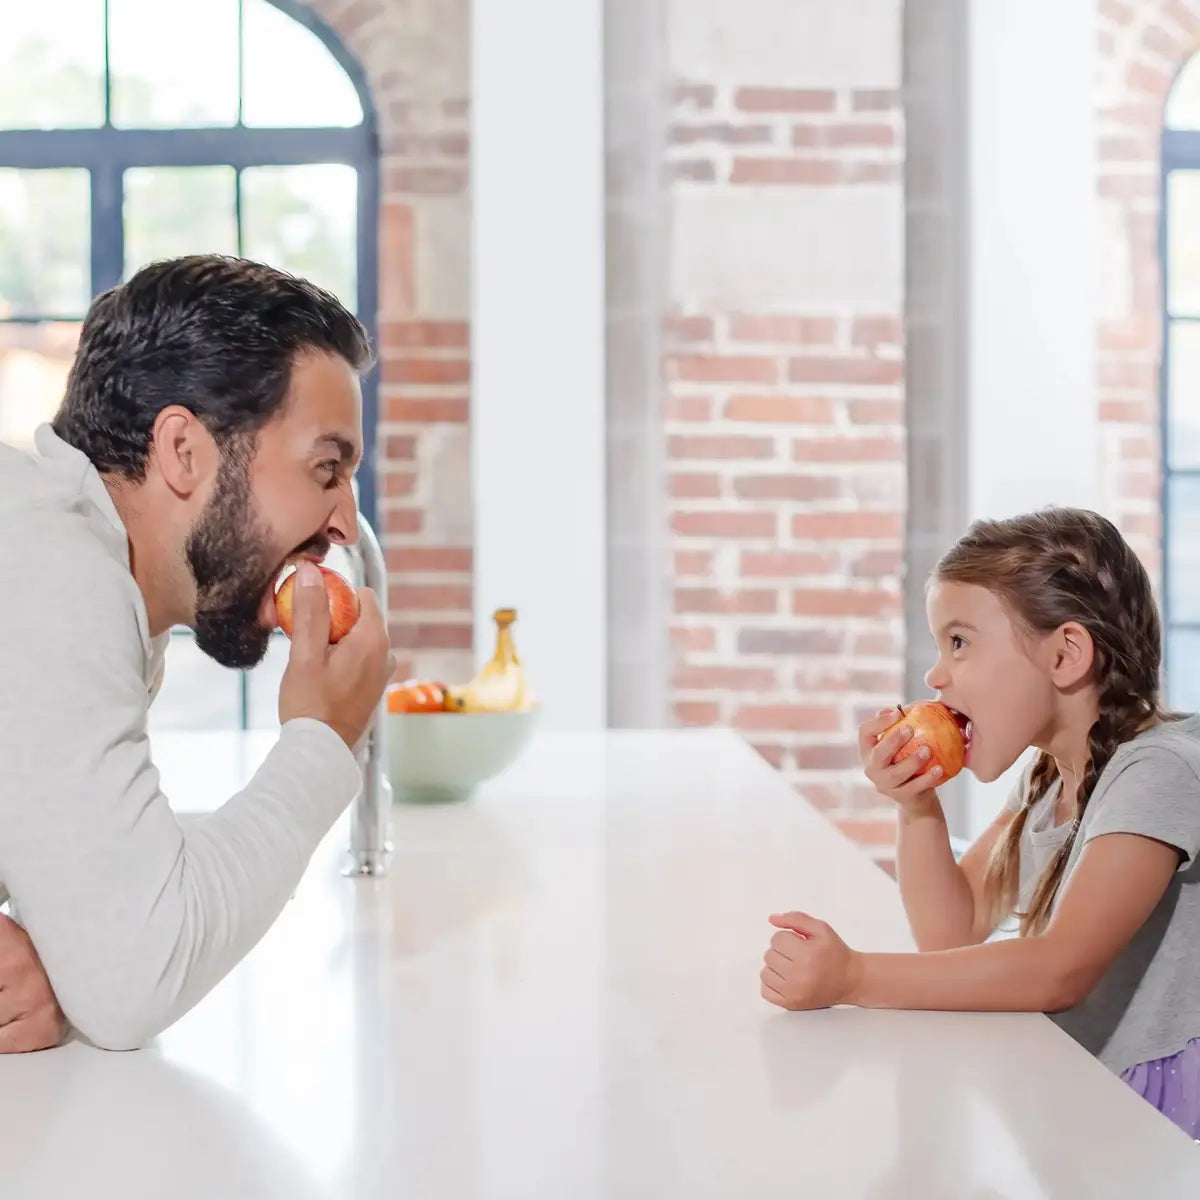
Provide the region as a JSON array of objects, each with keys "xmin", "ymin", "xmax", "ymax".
[
  {"xmin": 148, "ymin": 632, "xmax": 242, "ymax": 733},
  {"xmin": 1168, "ymin": 55, "xmax": 1200, "ymax": 130},
  {"xmin": 241, "ymin": 165, "xmax": 357, "ymax": 309},
  {"xmin": 0, "ymin": 322, "xmax": 79, "ymax": 451},
  {"xmin": 1167, "ymin": 321, "xmax": 1200, "ymax": 470},
  {"xmin": 1168, "ymin": 475, "xmax": 1200, "ymax": 625},
  {"xmin": 109, "ymin": 0, "xmax": 239, "ymax": 128},
  {"xmin": 0, "ymin": 169, "xmax": 90, "ymax": 317},
  {"xmin": 242, "ymin": 0, "xmax": 363, "ymax": 128},
  {"xmin": 1168, "ymin": 172, "xmax": 1200, "ymax": 317},
  {"xmin": 1167, "ymin": 629, "xmax": 1200, "ymax": 712},
  {"xmin": 124, "ymin": 168, "xmax": 238, "ymax": 277},
  {"xmin": 0, "ymin": 3, "xmax": 105, "ymax": 129}
]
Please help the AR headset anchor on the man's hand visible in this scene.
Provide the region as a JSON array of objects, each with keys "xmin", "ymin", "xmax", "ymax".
[
  {"xmin": 0, "ymin": 914, "xmax": 66, "ymax": 1052},
  {"xmin": 760, "ymin": 912, "xmax": 864, "ymax": 1011}
]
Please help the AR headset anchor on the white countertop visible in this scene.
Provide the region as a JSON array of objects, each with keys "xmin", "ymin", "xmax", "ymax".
[{"xmin": 3, "ymin": 729, "xmax": 1198, "ymax": 1198}]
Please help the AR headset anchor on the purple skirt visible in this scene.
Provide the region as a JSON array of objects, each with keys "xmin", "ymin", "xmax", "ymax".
[{"xmin": 1120, "ymin": 1036, "xmax": 1200, "ymax": 1139}]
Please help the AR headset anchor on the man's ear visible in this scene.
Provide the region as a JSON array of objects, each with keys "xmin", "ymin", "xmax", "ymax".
[
  {"xmin": 149, "ymin": 407, "xmax": 217, "ymax": 499},
  {"xmin": 1048, "ymin": 621, "xmax": 1095, "ymax": 690}
]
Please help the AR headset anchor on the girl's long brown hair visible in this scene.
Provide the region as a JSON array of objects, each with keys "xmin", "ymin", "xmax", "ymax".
[{"xmin": 934, "ymin": 508, "xmax": 1169, "ymax": 935}]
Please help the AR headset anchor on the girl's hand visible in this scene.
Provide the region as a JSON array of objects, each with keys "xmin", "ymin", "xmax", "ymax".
[
  {"xmin": 760, "ymin": 912, "xmax": 863, "ymax": 1010},
  {"xmin": 858, "ymin": 707, "xmax": 943, "ymax": 814}
]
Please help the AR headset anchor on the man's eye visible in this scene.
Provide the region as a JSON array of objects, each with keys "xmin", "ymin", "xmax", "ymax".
[{"xmin": 317, "ymin": 461, "xmax": 339, "ymax": 475}]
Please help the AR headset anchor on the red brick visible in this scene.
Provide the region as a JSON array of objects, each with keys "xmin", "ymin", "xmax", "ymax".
[
  {"xmin": 379, "ymin": 203, "xmax": 414, "ymax": 316},
  {"xmin": 735, "ymin": 88, "xmax": 836, "ymax": 114},
  {"xmin": 835, "ymin": 816, "xmax": 898, "ymax": 848},
  {"xmin": 725, "ymin": 394, "xmax": 836, "ymax": 423},
  {"xmin": 671, "ymin": 160, "xmax": 718, "ymax": 184},
  {"xmin": 382, "ymin": 359, "xmax": 470, "ymax": 386},
  {"xmin": 793, "ymin": 436, "xmax": 903, "ymax": 462},
  {"xmin": 738, "ymin": 628, "xmax": 844, "ymax": 655},
  {"xmin": 752, "ymin": 744, "xmax": 788, "ymax": 770},
  {"xmin": 740, "ymin": 551, "xmax": 840, "ymax": 577},
  {"xmin": 386, "ymin": 508, "xmax": 423, "ymax": 534},
  {"xmin": 674, "ymin": 588, "xmax": 778, "ymax": 615},
  {"xmin": 849, "ymin": 400, "xmax": 905, "ymax": 424},
  {"xmin": 391, "ymin": 584, "xmax": 472, "ymax": 610},
  {"xmin": 733, "ymin": 705, "xmax": 841, "ymax": 733},
  {"xmin": 847, "ymin": 470, "xmax": 903, "ymax": 506},
  {"xmin": 668, "ymin": 355, "xmax": 779, "ymax": 384},
  {"xmin": 789, "ymin": 356, "xmax": 903, "ymax": 385},
  {"xmin": 729, "ymin": 314, "xmax": 838, "ymax": 344},
  {"xmin": 1098, "ymin": 173, "xmax": 1158, "ymax": 200},
  {"xmin": 1098, "ymin": 316, "xmax": 1157, "ymax": 351},
  {"xmin": 674, "ymin": 701, "xmax": 720, "ymax": 726},
  {"xmin": 1166, "ymin": 0, "xmax": 1200, "ymax": 37},
  {"xmin": 852, "ymin": 316, "xmax": 904, "ymax": 346},
  {"xmin": 1099, "ymin": 0, "xmax": 1133, "ymax": 22},
  {"xmin": 793, "ymin": 588, "xmax": 900, "ymax": 617},
  {"xmin": 670, "ymin": 472, "xmax": 723, "ymax": 499},
  {"xmin": 665, "ymin": 315, "xmax": 715, "ymax": 343},
  {"xmin": 1122, "ymin": 512, "xmax": 1160, "ymax": 537},
  {"xmin": 665, "ymin": 394, "xmax": 715, "ymax": 422},
  {"xmin": 389, "ymin": 622, "xmax": 473, "ymax": 649},
  {"xmin": 793, "ymin": 744, "xmax": 862, "ymax": 771},
  {"xmin": 341, "ymin": 0, "xmax": 384, "ymax": 34},
  {"xmin": 852, "ymin": 90, "xmax": 900, "ymax": 112},
  {"xmin": 674, "ymin": 550, "xmax": 714, "ymax": 576},
  {"xmin": 731, "ymin": 158, "xmax": 840, "ymax": 185},
  {"xmin": 671, "ymin": 511, "xmax": 776, "ymax": 539},
  {"xmin": 1098, "ymin": 360, "xmax": 1157, "ymax": 390},
  {"xmin": 672, "ymin": 665, "xmax": 778, "ymax": 691},
  {"xmin": 388, "ymin": 547, "xmax": 472, "ymax": 573},
  {"xmin": 385, "ymin": 166, "xmax": 467, "ymax": 195},
  {"xmin": 443, "ymin": 98, "xmax": 470, "ymax": 118},
  {"xmin": 793, "ymin": 665, "xmax": 850, "ymax": 690},
  {"xmin": 382, "ymin": 396, "xmax": 470, "ymax": 422},
  {"xmin": 791, "ymin": 125, "xmax": 823, "ymax": 148},
  {"xmin": 382, "ymin": 321, "xmax": 470, "ymax": 349},
  {"xmin": 733, "ymin": 473, "xmax": 841, "ymax": 501},
  {"xmin": 670, "ymin": 122, "xmax": 773, "ymax": 145},
  {"xmin": 842, "ymin": 163, "xmax": 901, "ymax": 184},
  {"xmin": 1126, "ymin": 60, "xmax": 1172, "ymax": 96},
  {"xmin": 1121, "ymin": 434, "xmax": 1156, "ymax": 460},
  {"xmin": 1099, "ymin": 136, "xmax": 1159, "ymax": 163},
  {"xmin": 668, "ymin": 434, "xmax": 776, "ymax": 460},
  {"xmin": 381, "ymin": 470, "xmax": 417, "ymax": 497},
  {"xmin": 854, "ymin": 629, "xmax": 904, "ymax": 657},
  {"xmin": 383, "ymin": 434, "xmax": 417, "ymax": 459},
  {"xmin": 792, "ymin": 511, "xmax": 902, "ymax": 539},
  {"xmin": 824, "ymin": 124, "xmax": 896, "ymax": 148},
  {"xmin": 849, "ymin": 668, "xmax": 904, "ymax": 694},
  {"xmin": 1142, "ymin": 23, "xmax": 1183, "ymax": 58},
  {"xmin": 673, "ymin": 82, "xmax": 716, "ymax": 109},
  {"xmin": 851, "ymin": 548, "xmax": 902, "ymax": 578},
  {"xmin": 1119, "ymin": 471, "xmax": 1159, "ymax": 500},
  {"xmin": 670, "ymin": 625, "xmax": 718, "ymax": 652},
  {"xmin": 1100, "ymin": 399, "xmax": 1156, "ymax": 423},
  {"xmin": 1098, "ymin": 102, "xmax": 1164, "ymax": 130}
]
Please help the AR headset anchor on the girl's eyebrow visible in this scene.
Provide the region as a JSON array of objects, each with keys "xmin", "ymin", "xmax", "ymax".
[{"xmin": 937, "ymin": 620, "xmax": 979, "ymax": 637}]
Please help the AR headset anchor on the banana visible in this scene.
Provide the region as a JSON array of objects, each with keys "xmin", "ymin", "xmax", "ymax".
[{"xmin": 445, "ymin": 608, "xmax": 537, "ymax": 713}]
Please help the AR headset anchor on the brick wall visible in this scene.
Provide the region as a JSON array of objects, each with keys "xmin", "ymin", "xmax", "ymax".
[{"xmin": 665, "ymin": 2, "xmax": 907, "ymax": 859}]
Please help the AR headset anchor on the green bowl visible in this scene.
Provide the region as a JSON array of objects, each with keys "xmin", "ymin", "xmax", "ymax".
[{"xmin": 385, "ymin": 708, "xmax": 540, "ymax": 803}]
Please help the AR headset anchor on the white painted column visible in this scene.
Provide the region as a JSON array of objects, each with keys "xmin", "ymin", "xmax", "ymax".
[
  {"xmin": 469, "ymin": 0, "xmax": 608, "ymax": 729},
  {"xmin": 964, "ymin": 0, "xmax": 1098, "ymax": 831}
]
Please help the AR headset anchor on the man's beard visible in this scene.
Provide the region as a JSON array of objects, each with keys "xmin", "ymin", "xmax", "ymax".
[{"xmin": 185, "ymin": 447, "xmax": 281, "ymax": 670}]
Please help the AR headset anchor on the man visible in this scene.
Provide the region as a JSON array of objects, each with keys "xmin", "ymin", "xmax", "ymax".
[{"xmin": 0, "ymin": 255, "xmax": 395, "ymax": 1051}]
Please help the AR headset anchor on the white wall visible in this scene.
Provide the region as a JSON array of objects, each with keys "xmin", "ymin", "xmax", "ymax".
[
  {"xmin": 964, "ymin": 0, "xmax": 1098, "ymax": 830},
  {"xmin": 469, "ymin": 0, "xmax": 608, "ymax": 729}
]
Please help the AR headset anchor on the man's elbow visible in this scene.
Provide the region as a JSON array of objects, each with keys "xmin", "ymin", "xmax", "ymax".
[{"xmin": 62, "ymin": 989, "xmax": 173, "ymax": 1052}]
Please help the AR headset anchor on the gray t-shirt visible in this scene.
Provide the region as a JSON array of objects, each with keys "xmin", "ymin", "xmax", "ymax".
[{"xmin": 1004, "ymin": 715, "xmax": 1200, "ymax": 1075}]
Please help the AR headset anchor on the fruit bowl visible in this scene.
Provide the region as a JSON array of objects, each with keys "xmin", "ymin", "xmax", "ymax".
[{"xmin": 385, "ymin": 708, "xmax": 540, "ymax": 803}]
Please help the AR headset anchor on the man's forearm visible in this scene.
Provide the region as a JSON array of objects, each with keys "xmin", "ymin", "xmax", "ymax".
[{"xmin": 895, "ymin": 800, "xmax": 977, "ymax": 950}]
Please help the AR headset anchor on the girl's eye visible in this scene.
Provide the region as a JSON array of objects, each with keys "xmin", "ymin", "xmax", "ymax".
[{"xmin": 950, "ymin": 634, "xmax": 966, "ymax": 652}]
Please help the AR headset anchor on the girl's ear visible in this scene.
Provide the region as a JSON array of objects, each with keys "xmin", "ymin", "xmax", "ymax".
[{"xmin": 1049, "ymin": 621, "xmax": 1095, "ymax": 689}]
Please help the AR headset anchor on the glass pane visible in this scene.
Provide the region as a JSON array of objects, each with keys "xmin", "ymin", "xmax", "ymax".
[
  {"xmin": 124, "ymin": 168, "xmax": 238, "ymax": 277},
  {"xmin": 148, "ymin": 632, "xmax": 242, "ymax": 733},
  {"xmin": 1168, "ymin": 322, "xmax": 1200, "ymax": 469},
  {"xmin": 0, "ymin": 170, "xmax": 90, "ymax": 317},
  {"xmin": 0, "ymin": 322, "xmax": 79, "ymax": 451},
  {"xmin": 1168, "ymin": 55, "xmax": 1200, "ymax": 130},
  {"xmin": 109, "ymin": 0, "xmax": 239, "ymax": 128},
  {"xmin": 1168, "ymin": 173, "xmax": 1200, "ymax": 317},
  {"xmin": 241, "ymin": 165, "xmax": 357, "ymax": 309},
  {"xmin": 242, "ymin": 0, "xmax": 363, "ymax": 128},
  {"xmin": 0, "ymin": 3, "xmax": 105, "ymax": 129},
  {"xmin": 1167, "ymin": 629, "xmax": 1200, "ymax": 712},
  {"xmin": 1168, "ymin": 475, "xmax": 1200, "ymax": 624}
]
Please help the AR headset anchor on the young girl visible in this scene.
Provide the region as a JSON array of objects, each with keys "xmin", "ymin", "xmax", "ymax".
[{"xmin": 760, "ymin": 507, "xmax": 1200, "ymax": 1138}]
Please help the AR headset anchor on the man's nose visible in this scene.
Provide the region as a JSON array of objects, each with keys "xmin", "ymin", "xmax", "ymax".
[{"xmin": 326, "ymin": 483, "xmax": 360, "ymax": 546}]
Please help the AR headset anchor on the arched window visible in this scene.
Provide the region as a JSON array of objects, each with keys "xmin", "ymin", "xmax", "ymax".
[{"xmin": 0, "ymin": 0, "xmax": 379, "ymax": 730}]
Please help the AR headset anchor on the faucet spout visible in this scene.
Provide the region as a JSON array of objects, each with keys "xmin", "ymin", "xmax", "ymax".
[{"xmin": 340, "ymin": 511, "xmax": 393, "ymax": 876}]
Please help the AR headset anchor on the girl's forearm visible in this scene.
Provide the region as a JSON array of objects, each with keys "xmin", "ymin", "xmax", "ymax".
[
  {"xmin": 895, "ymin": 799, "xmax": 977, "ymax": 950},
  {"xmin": 845, "ymin": 933, "xmax": 1084, "ymax": 1013}
]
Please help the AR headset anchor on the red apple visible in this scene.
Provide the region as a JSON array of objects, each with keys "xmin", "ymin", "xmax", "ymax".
[
  {"xmin": 880, "ymin": 700, "xmax": 967, "ymax": 783},
  {"xmin": 274, "ymin": 565, "xmax": 361, "ymax": 644}
]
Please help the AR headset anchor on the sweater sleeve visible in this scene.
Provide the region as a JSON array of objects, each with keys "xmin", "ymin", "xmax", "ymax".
[{"xmin": 0, "ymin": 534, "xmax": 361, "ymax": 1050}]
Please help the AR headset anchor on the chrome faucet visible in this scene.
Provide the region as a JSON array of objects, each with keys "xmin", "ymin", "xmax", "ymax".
[{"xmin": 340, "ymin": 511, "xmax": 393, "ymax": 876}]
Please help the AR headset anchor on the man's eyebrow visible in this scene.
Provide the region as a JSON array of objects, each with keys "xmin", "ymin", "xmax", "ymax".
[{"xmin": 314, "ymin": 434, "xmax": 359, "ymax": 463}]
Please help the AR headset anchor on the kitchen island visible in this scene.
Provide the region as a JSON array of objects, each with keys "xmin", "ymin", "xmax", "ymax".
[{"xmin": 2, "ymin": 728, "xmax": 1197, "ymax": 1198}]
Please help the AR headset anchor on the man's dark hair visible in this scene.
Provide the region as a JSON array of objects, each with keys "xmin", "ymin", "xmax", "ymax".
[{"xmin": 52, "ymin": 254, "xmax": 375, "ymax": 480}]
